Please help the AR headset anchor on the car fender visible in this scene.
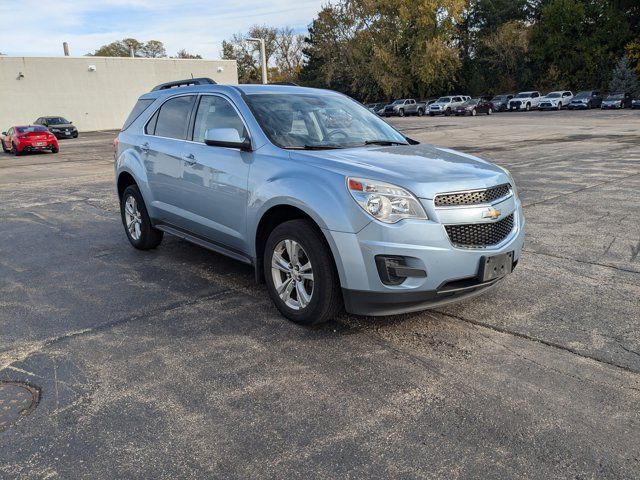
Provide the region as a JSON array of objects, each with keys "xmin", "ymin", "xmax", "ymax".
[
  {"xmin": 247, "ymin": 171, "xmax": 371, "ymax": 265},
  {"xmin": 115, "ymin": 147, "xmax": 154, "ymax": 210}
]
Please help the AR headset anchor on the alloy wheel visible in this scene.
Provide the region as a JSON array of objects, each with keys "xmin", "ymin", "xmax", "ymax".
[
  {"xmin": 271, "ymin": 239, "xmax": 314, "ymax": 310},
  {"xmin": 124, "ymin": 195, "xmax": 143, "ymax": 241}
]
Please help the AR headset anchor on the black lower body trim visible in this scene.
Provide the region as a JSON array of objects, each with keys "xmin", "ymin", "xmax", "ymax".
[{"xmin": 342, "ymin": 278, "xmax": 503, "ymax": 316}]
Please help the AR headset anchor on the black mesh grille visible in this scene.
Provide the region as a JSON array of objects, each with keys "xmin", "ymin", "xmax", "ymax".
[
  {"xmin": 445, "ymin": 214, "xmax": 514, "ymax": 247},
  {"xmin": 435, "ymin": 184, "xmax": 511, "ymax": 207}
]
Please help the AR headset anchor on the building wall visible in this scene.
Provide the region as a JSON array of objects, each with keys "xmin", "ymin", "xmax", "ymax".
[{"xmin": 0, "ymin": 56, "xmax": 238, "ymax": 132}]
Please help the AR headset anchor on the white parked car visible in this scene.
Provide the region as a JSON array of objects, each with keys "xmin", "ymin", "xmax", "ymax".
[
  {"xmin": 538, "ymin": 91, "xmax": 574, "ymax": 110},
  {"xmin": 508, "ymin": 91, "xmax": 542, "ymax": 111},
  {"xmin": 429, "ymin": 95, "xmax": 468, "ymax": 116}
]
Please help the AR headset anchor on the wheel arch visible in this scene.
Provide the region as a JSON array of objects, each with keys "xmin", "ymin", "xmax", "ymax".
[{"xmin": 253, "ymin": 203, "xmax": 345, "ymax": 286}]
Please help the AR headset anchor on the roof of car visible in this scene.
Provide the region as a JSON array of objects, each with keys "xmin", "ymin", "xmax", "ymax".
[{"xmin": 141, "ymin": 83, "xmax": 339, "ymax": 100}]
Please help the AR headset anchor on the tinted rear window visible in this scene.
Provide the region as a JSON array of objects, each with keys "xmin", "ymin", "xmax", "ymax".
[
  {"xmin": 17, "ymin": 126, "xmax": 48, "ymax": 133},
  {"xmin": 122, "ymin": 99, "xmax": 155, "ymax": 130},
  {"xmin": 153, "ymin": 96, "xmax": 195, "ymax": 139}
]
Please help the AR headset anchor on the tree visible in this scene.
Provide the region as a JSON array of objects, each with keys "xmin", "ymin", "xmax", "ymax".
[
  {"xmin": 89, "ymin": 38, "xmax": 167, "ymax": 58},
  {"xmin": 300, "ymin": 0, "xmax": 466, "ymax": 101},
  {"xmin": 609, "ymin": 55, "xmax": 639, "ymax": 93},
  {"xmin": 221, "ymin": 25, "xmax": 303, "ymax": 83},
  {"xmin": 529, "ymin": 0, "xmax": 630, "ymax": 91},
  {"xmin": 626, "ymin": 38, "xmax": 640, "ymax": 74},
  {"xmin": 482, "ymin": 21, "xmax": 532, "ymax": 92},
  {"xmin": 174, "ymin": 49, "xmax": 203, "ymax": 59},
  {"xmin": 141, "ymin": 40, "xmax": 166, "ymax": 58}
]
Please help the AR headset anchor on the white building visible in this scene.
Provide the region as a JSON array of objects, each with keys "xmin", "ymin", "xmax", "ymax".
[{"xmin": 0, "ymin": 56, "xmax": 238, "ymax": 131}]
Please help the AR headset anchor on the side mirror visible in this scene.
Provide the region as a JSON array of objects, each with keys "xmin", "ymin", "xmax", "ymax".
[
  {"xmin": 1, "ymin": 132, "xmax": 6, "ymax": 136},
  {"xmin": 204, "ymin": 128, "xmax": 251, "ymax": 151},
  {"xmin": 70, "ymin": 121, "xmax": 73, "ymax": 124}
]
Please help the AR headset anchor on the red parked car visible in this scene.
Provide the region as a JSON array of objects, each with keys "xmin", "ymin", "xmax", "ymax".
[{"xmin": 1, "ymin": 125, "xmax": 59, "ymax": 156}]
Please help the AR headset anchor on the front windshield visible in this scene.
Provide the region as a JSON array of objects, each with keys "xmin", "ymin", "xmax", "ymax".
[
  {"xmin": 607, "ymin": 94, "xmax": 623, "ymax": 100},
  {"xmin": 392, "ymin": 100, "xmax": 405, "ymax": 105},
  {"xmin": 547, "ymin": 92, "xmax": 561, "ymax": 98},
  {"xmin": 436, "ymin": 97, "xmax": 451, "ymax": 103},
  {"xmin": 574, "ymin": 92, "xmax": 591, "ymax": 99},
  {"xmin": 515, "ymin": 93, "xmax": 532, "ymax": 98},
  {"xmin": 246, "ymin": 93, "xmax": 408, "ymax": 149},
  {"xmin": 492, "ymin": 96, "xmax": 506, "ymax": 101},
  {"xmin": 46, "ymin": 117, "xmax": 70, "ymax": 125},
  {"xmin": 464, "ymin": 99, "xmax": 479, "ymax": 105}
]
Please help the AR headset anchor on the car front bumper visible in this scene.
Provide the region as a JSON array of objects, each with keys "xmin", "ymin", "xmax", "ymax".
[
  {"xmin": 50, "ymin": 130, "xmax": 77, "ymax": 138},
  {"xmin": 325, "ymin": 195, "xmax": 526, "ymax": 316}
]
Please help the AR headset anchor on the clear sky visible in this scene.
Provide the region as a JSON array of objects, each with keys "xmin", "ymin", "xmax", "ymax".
[{"xmin": 0, "ymin": 0, "xmax": 325, "ymax": 57}]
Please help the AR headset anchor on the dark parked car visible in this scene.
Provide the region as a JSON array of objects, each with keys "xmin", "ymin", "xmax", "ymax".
[
  {"xmin": 601, "ymin": 92, "xmax": 633, "ymax": 109},
  {"xmin": 568, "ymin": 90, "xmax": 603, "ymax": 110},
  {"xmin": 34, "ymin": 116, "xmax": 78, "ymax": 139},
  {"xmin": 632, "ymin": 97, "xmax": 640, "ymax": 109},
  {"xmin": 490, "ymin": 94, "xmax": 514, "ymax": 112},
  {"xmin": 454, "ymin": 97, "xmax": 494, "ymax": 116}
]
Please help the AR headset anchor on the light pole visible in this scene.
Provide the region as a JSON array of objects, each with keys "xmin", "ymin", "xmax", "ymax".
[{"xmin": 247, "ymin": 37, "xmax": 268, "ymax": 84}]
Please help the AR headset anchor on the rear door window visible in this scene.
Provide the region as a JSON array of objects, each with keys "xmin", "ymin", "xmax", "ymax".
[{"xmin": 153, "ymin": 96, "xmax": 196, "ymax": 140}]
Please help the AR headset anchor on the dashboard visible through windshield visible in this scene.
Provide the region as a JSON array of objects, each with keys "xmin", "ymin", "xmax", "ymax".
[{"xmin": 245, "ymin": 93, "xmax": 408, "ymax": 149}]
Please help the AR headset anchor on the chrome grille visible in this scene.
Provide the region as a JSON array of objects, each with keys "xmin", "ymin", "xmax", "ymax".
[
  {"xmin": 434, "ymin": 184, "xmax": 511, "ymax": 207},
  {"xmin": 445, "ymin": 214, "xmax": 514, "ymax": 247}
]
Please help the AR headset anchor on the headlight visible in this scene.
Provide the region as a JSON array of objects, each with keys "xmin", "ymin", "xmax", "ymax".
[
  {"xmin": 501, "ymin": 168, "xmax": 518, "ymax": 197},
  {"xmin": 347, "ymin": 177, "xmax": 428, "ymax": 223}
]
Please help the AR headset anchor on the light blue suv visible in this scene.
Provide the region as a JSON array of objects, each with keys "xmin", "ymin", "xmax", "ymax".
[{"xmin": 115, "ymin": 78, "xmax": 525, "ymax": 324}]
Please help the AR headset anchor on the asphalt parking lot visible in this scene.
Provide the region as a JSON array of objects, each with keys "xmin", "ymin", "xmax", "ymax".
[{"xmin": 1, "ymin": 110, "xmax": 639, "ymax": 479}]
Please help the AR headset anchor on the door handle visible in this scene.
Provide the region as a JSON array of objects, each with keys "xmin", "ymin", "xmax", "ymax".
[
  {"xmin": 140, "ymin": 142, "xmax": 150, "ymax": 153},
  {"xmin": 183, "ymin": 153, "xmax": 197, "ymax": 166}
]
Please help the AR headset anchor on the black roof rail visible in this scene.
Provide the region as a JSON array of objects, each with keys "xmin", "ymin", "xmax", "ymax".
[{"xmin": 151, "ymin": 77, "xmax": 216, "ymax": 92}]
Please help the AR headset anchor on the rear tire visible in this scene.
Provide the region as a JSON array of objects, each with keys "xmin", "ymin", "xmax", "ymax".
[
  {"xmin": 51, "ymin": 146, "xmax": 59, "ymax": 154},
  {"xmin": 12, "ymin": 143, "xmax": 22, "ymax": 156},
  {"xmin": 120, "ymin": 185, "xmax": 163, "ymax": 250},
  {"xmin": 264, "ymin": 219, "xmax": 342, "ymax": 325}
]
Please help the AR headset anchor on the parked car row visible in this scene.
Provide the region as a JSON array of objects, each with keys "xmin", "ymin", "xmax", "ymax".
[
  {"xmin": 1, "ymin": 116, "xmax": 77, "ymax": 156},
  {"xmin": 369, "ymin": 90, "xmax": 640, "ymax": 118}
]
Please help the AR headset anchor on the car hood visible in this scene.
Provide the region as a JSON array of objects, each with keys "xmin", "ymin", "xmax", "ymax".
[
  {"xmin": 289, "ymin": 144, "xmax": 509, "ymax": 199},
  {"xmin": 48, "ymin": 124, "xmax": 75, "ymax": 129}
]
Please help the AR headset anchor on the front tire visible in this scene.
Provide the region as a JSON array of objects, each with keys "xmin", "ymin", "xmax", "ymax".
[
  {"xmin": 264, "ymin": 219, "xmax": 342, "ymax": 325},
  {"xmin": 398, "ymin": 109, "xmax": 405, "ymax": 117},
  {"xmin": 120, "ymin": 185, "xmax": 163, "ymax": 250},
  {"xmin": 487, "ymin": 107, "xmax": 493, "ymax": 115},
  {"xmin": 12, "ymin": 143, "xmax": 22, "ymax": 156},
  {"xmin": 417, "ymin": 108, "xmax": 424, "ymax": 117},
  {"xmin": 445, "ymin": 107, "xmax": 451, "ymax": 116},
  {"xmin": 1, "ymin": 140, "xmax": 9, "ymax": 153},
  {"xmin": 525, "ymin": 103, "xmax": 531, "ymax": 111}
]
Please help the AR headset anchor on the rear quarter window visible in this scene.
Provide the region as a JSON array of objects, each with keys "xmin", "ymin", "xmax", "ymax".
[{"xmin": 122, "ymin": 98, "xmax": 155, "ymax": 131}]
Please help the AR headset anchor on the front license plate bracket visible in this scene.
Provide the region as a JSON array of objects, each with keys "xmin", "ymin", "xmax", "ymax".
[{"xmin": 479, "ymin": 251, "xmax": 514, "ymax": 282}]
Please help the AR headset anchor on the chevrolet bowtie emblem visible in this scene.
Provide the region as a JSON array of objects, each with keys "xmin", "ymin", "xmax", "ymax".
[{"xmin": 483, "ymin": 208, "xmax": 502, "ymax": 220}]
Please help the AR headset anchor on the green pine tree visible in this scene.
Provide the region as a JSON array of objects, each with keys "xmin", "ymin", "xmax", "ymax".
[{"xmin": 609, "ymin": 55, "xmax": 639, "ymax": 93}]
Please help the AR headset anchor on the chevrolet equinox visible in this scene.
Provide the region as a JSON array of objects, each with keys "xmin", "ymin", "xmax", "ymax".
[{"xmin": 115, "ymin": 78, "xmax": 525, "ymax": 325}]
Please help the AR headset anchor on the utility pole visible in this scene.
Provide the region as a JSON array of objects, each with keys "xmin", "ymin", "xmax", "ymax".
[
  {"xmin": 247, "ymin": 37, "xmax": 267, "ymax": 84},
  {"xmin": 63, "ymin": 42, "xmax": 70, "ymax": 56}
]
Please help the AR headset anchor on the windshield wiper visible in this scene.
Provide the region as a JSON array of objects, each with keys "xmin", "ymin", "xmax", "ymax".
[
  {"xmin": 293, "ymin": 144, "xmax": 346, "ymax": 150},
  {"xmin": 364, "ymin": 139, "xmax": 409, "ymax": 146}
]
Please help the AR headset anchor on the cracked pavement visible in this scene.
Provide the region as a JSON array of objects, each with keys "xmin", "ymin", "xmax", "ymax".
[{"xmin": 1, "ymin": 111, "xmax": 639, "ymax": 479}]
